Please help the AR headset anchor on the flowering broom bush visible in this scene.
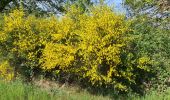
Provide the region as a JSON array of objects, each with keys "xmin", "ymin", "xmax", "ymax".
[
  {"xmin": 0, "ymin": 60, "xmax": 14, "ymax": 81},
  {"xmin": 0, "ymin": 5, "xmax": 153, "ymax": 93}
]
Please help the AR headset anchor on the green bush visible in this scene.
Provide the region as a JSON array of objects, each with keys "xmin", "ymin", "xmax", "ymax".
[{"xmin": 129, "ymin": 15, "xmax": 170, "ymax": 92}]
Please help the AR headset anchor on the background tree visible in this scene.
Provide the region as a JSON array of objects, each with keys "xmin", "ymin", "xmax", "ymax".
[
  {"xmin": 124, "ymin": 0, "xmax": 170, "ymax": 92},
  {"xmin": 125, "ymin": 0, "xmax": 170, "ymax": 18},
  {"xmin": 0, "ymin": 0, "xmax": 93, "ymax": 14}
]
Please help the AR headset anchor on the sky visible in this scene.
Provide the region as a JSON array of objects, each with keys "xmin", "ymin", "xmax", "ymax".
[
  {"xmin": 91, "ymin": 0, "xmax": 126, "ymax": 13},
  {"xmin": 105, "ymin": 0, "xmax": 125, "ymax": 13}
]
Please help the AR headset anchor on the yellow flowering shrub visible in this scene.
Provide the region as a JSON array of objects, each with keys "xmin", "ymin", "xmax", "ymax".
[
  {"xmin": 0, "ymin": 60, "xmax": 14, "ymax": 81},
  {"xmin": 0, "ymin": 5, "xmax": 153, "ymax": 92},
  {"xmin": 40, "ymin": 5, "xmax": 148, "ymax": 91},
  {"xmin": 0, "ymin": 9, "xmax": 50, "ymax": 77}
]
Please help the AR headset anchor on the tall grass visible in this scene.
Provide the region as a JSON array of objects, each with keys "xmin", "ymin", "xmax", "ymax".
[
  {"xmin": 0, "ymin": 80, "xmax": 57, "ymax": 100},
  {"xmin": 133, "ymin": 89, "xmax": 170, "ymax": 100},
  {"xmin": 0, "ymin": 80, "xmax": 111, "ymax": 100},
  {"xmin": 0, "ymin": 80, "xmax": 170, "ymax": 100}
]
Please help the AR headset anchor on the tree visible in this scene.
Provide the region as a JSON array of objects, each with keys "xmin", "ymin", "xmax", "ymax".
[
  {"xmin": 0, "ymin": 0, "xmax": 92, "ymax": 14},
  {"xmin": 125, "ymin": 0, "xmax": 170, "ymax": 18},
  {"xmin": 125, "ymin": 0, "xmax": 170, "ymax": 92}
]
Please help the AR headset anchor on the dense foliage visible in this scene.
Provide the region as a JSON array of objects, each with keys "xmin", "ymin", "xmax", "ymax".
[
  {"xmin": 125, "ymin": 0, "xmax": 170, "ymax": 17},
  {"xmin": 129, "ymin": 15, "xmax": 170, "ymax": 91},
  {"xmin": 0, "ymin": 0, "xmax": 93, "ymax": 14},
  {"xmin": 0, "ymin": 4, "xmax": 169, "ymax": 95}
]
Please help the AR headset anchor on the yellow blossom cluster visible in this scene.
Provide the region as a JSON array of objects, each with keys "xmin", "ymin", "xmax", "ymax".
[
  {"xmin": 0, "ymin": 60, "xmax": 14, "ymax": 81},
  {"xmin": 0, "ymin": 5, "xmax": 152, "ymax": 91}
]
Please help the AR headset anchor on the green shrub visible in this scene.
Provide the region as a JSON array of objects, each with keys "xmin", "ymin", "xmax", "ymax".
[{"xmin": 129, "ymin": 15, "xmax": 170, "ymax": 92}]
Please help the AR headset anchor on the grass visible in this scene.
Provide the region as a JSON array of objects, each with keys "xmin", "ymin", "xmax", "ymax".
[
  {"xmin": 132, "ymin": 89, "xmax": 170, "ymax": 100},
  {"xmin": 0, "ymin": 80, "xmax": 111, "ymax": 100},
  {"xmin": 1, "ymin": 80, "xmax": 170, "ymax": 100}
]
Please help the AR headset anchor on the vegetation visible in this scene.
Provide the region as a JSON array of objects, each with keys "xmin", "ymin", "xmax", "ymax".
[
  {"xmin": 125, "ymin": 0, "xmax": 170, "ymax": 17},
  {"xmin": 0, "ymin": 80, "xmax": 112, "ymax": 100},
  {"xmin": 1, "ymin": 80, "xmax": 170, "ymax": 100},
  {"xmin": 0, "ymin": 0, "xmax": 170, "ymax": 99},
  {"xmin": 0, "ymin": 5, "xmax": 156, "ymax": 93},
  {"xmin": 0, "ymin": 0, "xmax": 92, "ymax": 14}
]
